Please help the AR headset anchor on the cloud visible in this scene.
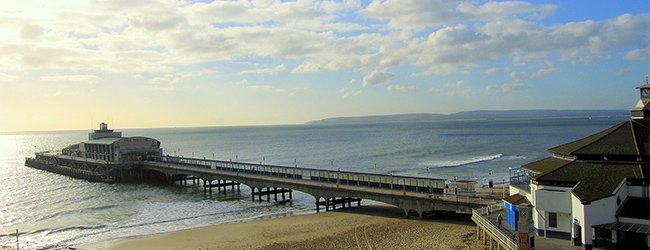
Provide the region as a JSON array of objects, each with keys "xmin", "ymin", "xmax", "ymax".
[
  {"xmin": 387, "ymin": 85, "xmax": 417, "ymax": 92},
  {"xmin": 411, "ymin": 64, "xmax": 461, "ymax": 77},
  {"xmin": 624, "ymin": 48, "xmax": 649, "ymax": 60},
  {"xmin": 40, "ymin": 74, "xmax": 100, "ymax": 84},
  {"xmin": 446, "ymin": 89, "xmax": 475, "ymax": 96},
  {"xmin": 147, "ymin": 69, "xmax": 216, "ymax": 85},
  {"xmin": 443, "ymin": 80, "xmax": 466, "ymax": 88},
  {"xmin": 362, "ymin": 70, "xmax": 394, "ymax": 86},
  {"xmin": 0, "ymin": 1, "xmax": 646, "ymax": 85},
  {"xmin": 360, "ymin": 0, "xmax": 556, "ymax": 31},
  {"xmin": 151, "ymin": 87, "xmax": 175, "ymax": 91},
  {"xmin": 486, "ymin": 83, "xmax": 530, "ymax": 92},
  {"xmin": 0, "ymin": 73, "xmax": 19, "ymax": 82},
  {"xmin": 410, "ymin": 13, "xmax": 648, "ymax": 75},
  {"xmin": 509, "ymin": 68, "xmax": 559, "ymax": 82},
  {"xmin": 338, "ymin": 88, "xmax": 362, "ymax": 97},
  {"xmin": 246, "ymin": 85, "xmax": 276, "ymax": 91},
  {"xmin": 615, "ymin": 66, "xmax": 631, "ymax": 76},
  {"xmin": 484, "ymin": 67, "xmax": 502, "ymax": 75},
  {"xmin": 233, "ymin": 79, "xmax": 250, "ymax": 85},
  {"xmin": 20, "ymin": 24, "xmax": 45, "ymax": 40},
  {"xmin": 240, "ymin": 64, "xmax": 287, "ymax": 74},
  {"xmin": 148, "ymin": 74, "xmax": 183, "ymax": 85}
]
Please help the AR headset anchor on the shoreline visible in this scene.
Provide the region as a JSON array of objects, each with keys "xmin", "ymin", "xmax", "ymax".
[{"xmin": 82, "ymin": 205, "xmax": 486, "ymax": 250}]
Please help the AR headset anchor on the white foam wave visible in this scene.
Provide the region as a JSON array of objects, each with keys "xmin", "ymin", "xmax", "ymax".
[{"xmin": 430, "ymin": 153, "xmax": 503, "ymax": 168}]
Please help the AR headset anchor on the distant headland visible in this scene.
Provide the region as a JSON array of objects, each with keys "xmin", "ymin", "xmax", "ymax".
[{"xmin": 306, "ymin": 109, "xmax": 628, "ymax": 125}]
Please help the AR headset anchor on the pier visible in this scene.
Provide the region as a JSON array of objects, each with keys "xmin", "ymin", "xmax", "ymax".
[{"xmin": 26, "ymin": 153, "xmax": 499, "ymax": 217}]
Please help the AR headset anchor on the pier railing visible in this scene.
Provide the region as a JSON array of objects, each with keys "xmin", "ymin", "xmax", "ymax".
[{"xmin": 148, "ymin": 156, "xmax": 500, "ymax": 206}]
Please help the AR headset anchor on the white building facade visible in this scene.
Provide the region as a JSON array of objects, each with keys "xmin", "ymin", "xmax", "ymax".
[
  {"xmin": 507, "ymin": 84, "xmax": 650, "ymax": 250},
  {"xmin": 64, "ymin": 123, "xmax": 162, "ymax": 163}
]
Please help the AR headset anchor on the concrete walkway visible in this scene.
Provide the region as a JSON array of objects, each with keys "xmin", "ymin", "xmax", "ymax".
[{"xmin": 536, "ymin": 236, "xmax": 584, "ymax": 250}]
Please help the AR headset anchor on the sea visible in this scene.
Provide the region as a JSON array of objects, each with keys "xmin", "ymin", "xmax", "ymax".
[{"xmin": 0, "ymin": 116, "xmax": 628, "ymax": 249}]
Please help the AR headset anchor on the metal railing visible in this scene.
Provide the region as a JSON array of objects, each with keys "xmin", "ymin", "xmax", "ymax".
[
  {"xmin": 153, "ymin": 155, "xmax": 480, "ymax": 193},
  {"xmin": 146, "ymin": 157, "xmax": 501, "ymax": 206},
  {"xmin": 472, "ymin": 204, "xmax": 518, "ymax": 250}
]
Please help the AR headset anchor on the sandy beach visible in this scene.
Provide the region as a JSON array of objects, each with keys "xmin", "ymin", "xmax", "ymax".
[{"xmin": 101, "ymin": 205, "xmax": 486, "ymax": 250}]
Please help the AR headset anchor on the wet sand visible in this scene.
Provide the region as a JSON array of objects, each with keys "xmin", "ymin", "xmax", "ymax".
[{"xmin": 103, "ymin": 205, "xmax": 487, "ymax": 250}]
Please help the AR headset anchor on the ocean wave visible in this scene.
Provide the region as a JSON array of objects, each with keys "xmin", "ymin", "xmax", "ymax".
[{"xmin": 429, "ymin": 153, "xmax": 503, "ymax": 168}]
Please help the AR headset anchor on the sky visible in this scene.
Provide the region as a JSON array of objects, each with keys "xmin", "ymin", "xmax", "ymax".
[{"xmin": 0, "ymin": 0, "xmax": 648, "ymax": 132}]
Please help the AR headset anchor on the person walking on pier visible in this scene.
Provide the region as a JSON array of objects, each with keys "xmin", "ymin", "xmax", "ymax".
[{"xmin": 497, "ymin": 213, "xmax": 502, "ymax": 229}]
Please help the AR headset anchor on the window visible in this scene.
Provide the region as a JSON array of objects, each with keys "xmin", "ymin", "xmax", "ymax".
[{"xmin": 549, "ymin": 212, "xmax": 558, "ymax": 228}]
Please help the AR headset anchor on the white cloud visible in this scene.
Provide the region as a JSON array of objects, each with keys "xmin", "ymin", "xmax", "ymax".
[
  {"xmin": 624, "ymin": 48, "xmax": 650, "ymax": 60},
  {"xmin": 616, "ymin": 66, "xmax": 631, "ymax": 76},
  {"xmin": 486, "ymin": 83, "xmax": 530, "ymax": 92},
  {"xmin": 0, "ymin": 0, "xmax": 645, "ymax": 88},
  {"xmin": 0, "ymin": 73, "xmax": 19, "ymax": 82},
  {"xmin": 147, "ymin": 69, "xmax": 216, "ymax": 85},
  {"xmin": 443, "ymin": 80, "xmax": 466, "ymax": 88},
  {"xmin": 362, "ymin": 70, "xmax": 394, "ymax": 86},
  {"xmin": 233, "ymin": 79, "xmax": 250, "ymax": 85},
  {"xmin": 40, "ymin": 74, "xmax": 100, "ymax": 84},
  {"xmin": 151, "ymin": 87, "xmax": 175, "ymax": 91},
  {"xmin": 148, "ymin": 74, "xmax": 183, "ymax": 85},
  {"xmin": 246, "ymin": 85, "xmax": 294, "ymax": 93},
  {"xmin": 509, "ymin": 68, "xmax": 560, "ymax": 82},
  {"xmin": 240, "ymin": 64, "xmax": 287, "ymax": 74},
  {"xmin": 338, "ymin": 88, "xmax": 362, "ymax": 97},
  {"xmin": 410, "ymin": 13, "xmax": 648, "ymax": 75},
  {"xmin": 20, "ymin": 24, "xmax": 45, "ymax": 40},
  {"xmin": 387, "ymin": 85, "xmax": 417, "ymax": 92},
  {"xmin": 484, "ymin": 67, "xmax": 502, "ymax": 75},
  {"xmin": 411, "ymin": 64, "xmax": 460, "ymax": 77},
  {"xmin": 446, "ymin": 89, "xmax": 475, "ymax": 96},
  {"xmin": 361, "ymin": 0, "xmax": 556, "ymax": 31}
]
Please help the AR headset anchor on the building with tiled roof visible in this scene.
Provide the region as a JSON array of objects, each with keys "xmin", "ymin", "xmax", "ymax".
[{"xmin": 506, "ymin": 83, "xmax": 650, "ymax": 250}]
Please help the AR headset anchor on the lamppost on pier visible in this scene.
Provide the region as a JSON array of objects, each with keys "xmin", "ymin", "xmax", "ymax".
[
  {"xmin": 390, "ymin": 171, "xmax": 394, "ymax": 189},
  {"xmin": 330, "ymin": 161, "xmax": 334, "ymax": 183},
  {"xmin": 337, "ymin": 167, "xmax": 341, "ymax": 188},
  {"xmin": 426, "ymin": 167, "xmax": 430, "ymax": 179}
]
